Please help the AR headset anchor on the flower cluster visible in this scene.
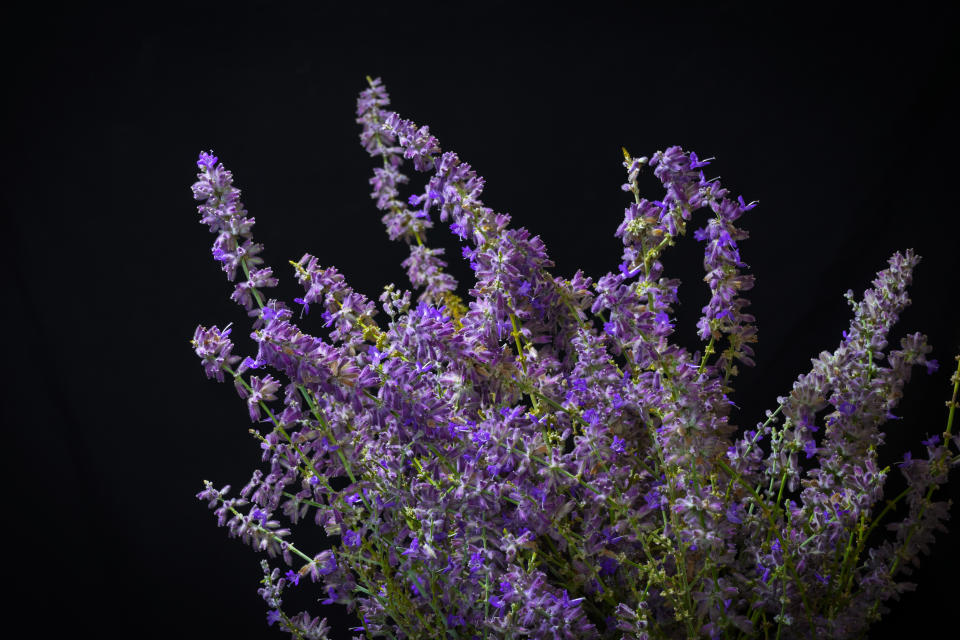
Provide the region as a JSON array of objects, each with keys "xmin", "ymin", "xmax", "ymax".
[{"xmin": 190, "ymin": 78, "xmax": 960, "ymax": 640}]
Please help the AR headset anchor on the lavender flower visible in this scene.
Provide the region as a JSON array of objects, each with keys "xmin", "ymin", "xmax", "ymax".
[
  {"xmin": 191, "ymin": 324, "xmax": 240, "ymax": 383},
  {"xmin": 191, "ymin": 78, "xmax": 959, "ymax": 640}
]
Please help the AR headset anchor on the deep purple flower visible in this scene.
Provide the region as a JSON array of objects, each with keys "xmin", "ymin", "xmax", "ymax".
[
  {"xmin": 292, "ymin": 296, "xmax": 309, "ymax": 316},
  {"xmin": 471, "ymin": 428, "xmax": 491, "ymax": 446},
  {"xmin": 599, "ymin": 555, "xmax": 619, "ymax": 576},
  {"xmin": 689, "ymin": 152, "xmax": 713, "ymax": 168},
  {"xmin": 401, "ymin": 535, "xmax": 420, "ymax": 556},
  {"xmin": 468, "ymin": 551, "xmax": 484, "ymax": 575},
  {"xmin": 611, "ymin": 435, "xmax": 626, "ymax": 455},
  {"xmin": 414, "ymin": 361, "xmax": 433, "ymax": 375},
  {"xmin": 197, "ymin": 151, "xmax": 219, "ymax": 169},
  {"xmin": 738, "ymin": 195, "xmax": 757, "ymax": 211},
  {"xmin": 343, "ymin": 529, "xmax": 361, "ymax": 548},
  {"xmin": 725, "ymin": 503, "xmax": 743, "ymax": 524},
  {"xmin": 921, "ymin": 433, "xmax": 941, "ymax": 447},
  {"xmin": 838, "ymin": 401, "xmax": 856, "ymax": 416},
  {"xmin": 758, "ymin": 564, "xmax": 771, "ymax": 584},
  {"xmin": 321, "ymin": 585, "xmax": 339, "ymax": 605}
]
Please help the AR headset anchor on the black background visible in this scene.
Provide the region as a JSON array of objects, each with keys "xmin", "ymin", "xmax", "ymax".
[{"xmin": 5, "ymin": 2, "xmax": 959, "ymax": 638}]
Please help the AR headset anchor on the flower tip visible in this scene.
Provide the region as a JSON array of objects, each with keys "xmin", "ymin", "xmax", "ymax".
[{"xmin": 197, "ymin": 150, "xmax": 218, "ymax": 169}]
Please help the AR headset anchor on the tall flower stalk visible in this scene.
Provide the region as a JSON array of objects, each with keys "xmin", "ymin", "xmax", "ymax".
[{"xmin": 190, "ymin": 78, "xmax": 959, "ymax": 640}]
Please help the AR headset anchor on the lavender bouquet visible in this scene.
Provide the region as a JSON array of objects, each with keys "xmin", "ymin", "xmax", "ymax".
[{"xmin": 191, "ymin": 77, "xmax": 959, "ymax": 640}]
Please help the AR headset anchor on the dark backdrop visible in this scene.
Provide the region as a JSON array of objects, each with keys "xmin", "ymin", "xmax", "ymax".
[{"xmin": 5, "ymin": 2, "xmax": 958, "ymax": 639}]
